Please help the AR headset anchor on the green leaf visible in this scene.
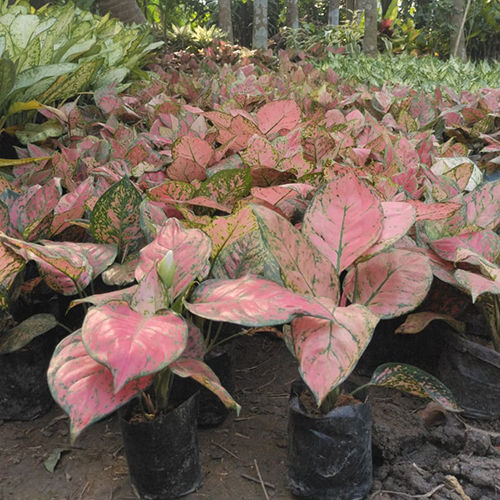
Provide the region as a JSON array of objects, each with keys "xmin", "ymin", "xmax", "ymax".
[
  {"xmin": 9, "ymin": 14, "xmax": 40, "ymax": 50},
  {"xmin": 10, "ymin": 63, "xmax": 78, "ymax": 95},
  {"xmin": 369, "ymin": 363, "xmax": 462, "ymax": 412},
  {"xmin": 16, "ymin": 120, "xmax": 64, "ymax": 144},
  {"xmin": 0, "ymin": 314, "xmax": 57, "ymax": 353},
  {"xmin": 0, "ymin": 57, "xmax": 16, "ymax": 108},
  {"xmin": 90, "ymin": 177, "xmax": 143, "ymax": 254}
]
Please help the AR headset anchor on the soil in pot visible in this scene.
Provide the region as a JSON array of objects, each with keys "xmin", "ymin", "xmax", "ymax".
[
  {"xmin": 0, "ymin": 333, "xmax": 55, "ymax": 420},
  {"xmin": 287, "ymin": 381, "xmax": 372, "ymax": 500},
  {"xmin": 438, "ymin": 331, "xmax": 500, "ymax": 420},
  {"xmin": 172, "ymin": 351, "xmax": 234, "ymax": 428},
  {"xmin": 119, "ymin": 391, "xmax": 202, "ymax": 500}
]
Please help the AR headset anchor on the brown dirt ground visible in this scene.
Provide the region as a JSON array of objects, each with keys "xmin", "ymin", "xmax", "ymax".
[{"xmin": 1, "ymin": 335, "xmax": 499, "ymax": 500}]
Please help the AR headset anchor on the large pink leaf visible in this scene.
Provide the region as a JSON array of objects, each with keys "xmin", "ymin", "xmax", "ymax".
[
  {"xmin": 0, "ymin": 234, "xmax": 92, "ymax": 295},
  {"xmin": 360, "ymin": 202, "xmax": 416, "ymax": 260},
  {"xmin": 48, "ymin": 331, "xmax": 153, "ymax": 442},
  {"xmin": 170, "ymin": 358, "xmax": 240, "ymax": 413},
  {"xmin": 343, "ymin": 249, "xmax": 433, "ymax": 319},
  {"xmin": 455, "ymin": 269, "xmax": 500, "ymax": 302},
  {"xmin": 135, "ymin": 218, "xmax": 212, "ymax": 301},
  {"xmin": 257, "ymin": 100, "xmax": 301, "ymax": 137},
  {"xmin": 167, "ymin": 136, "xmax": 213, "ymax": 182},
  {"xmin": 82, "ymin": 303, "xmax": 188, "ymax": 392},
  {"xmin": 147, "ymin": 180, "xmax": 196, "ymax": 204},
  {"xmin": 286, "ymin": 305, "xmax": 379, "ymax": 404},
  {"xmin": 302, "ymin": 175, "xmax": 383, "ymax": 272},
  {"xmin": 185, "ymin": 275, "xmax": 335, "ymax": 326},
  {"xmin": 250, "ymin": 204, "xmax": 339, "ymax": 300},
  {"xmin": 430, "ymin": 231, "xmax": 500, "ymax": 263},
  {"xmin": 464, "ymin": 179, "xmax": 500, "ymax": 229}
]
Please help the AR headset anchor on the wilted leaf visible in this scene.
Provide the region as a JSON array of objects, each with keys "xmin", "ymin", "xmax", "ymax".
[
  {"xmin": 0, "ymin": 313, "xmax": 57, "ymax": 353},
  {"xmin": 395, "ymin": 312, "xmax": 465, "ymax": 335}
]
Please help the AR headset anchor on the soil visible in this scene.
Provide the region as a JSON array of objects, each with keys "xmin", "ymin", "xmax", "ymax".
[{"xmin": 1, "ymin": 335, "xmax": 499, "ymax": 500}]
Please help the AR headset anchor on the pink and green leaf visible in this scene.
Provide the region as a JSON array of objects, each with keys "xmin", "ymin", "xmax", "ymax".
[
  {"xmin": 89, "ymin": 177, "xmax": 143, "ymax": 253},
  {"xmin": 48, "ymin": 331, "xmax": 153, "ymax": 442},
  {"xmin": 343, "ymin": 249, "xmax": 433, "ymax": 319},
  {"xmin": 185, "ymin": 275, "xmax": 336, "ymax": 326},
  {"xmin": 454, "ymin": 269, "xmax": 500, "ymax": 302},
  {"xmin": 257, "ymin": 100, "xmax": 301, "ymax": 137},
  {"xmin": 369, "ymin": 363, "xmax": 462, "ymax": 412},
  {"xmin": 82, "ymin": 303, "xmax": 188, "ymax": 392},
  {"xmin": 286, "ymin": 305, "xmax": 379, "ymax": 405},
  {"xmin": 464, "ymin": 179, "xmax": 500, "ymax": 230},
  {"xmin": 302, "ymin": 175, "xmax": 383, "ymax": 273},
  {"xmin": 0, "ymin": 242, "xmax": 25, "ymax": 309}
]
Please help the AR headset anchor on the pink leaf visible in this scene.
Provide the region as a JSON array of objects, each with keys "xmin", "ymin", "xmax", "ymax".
[
  {"xmin": 405, "ymin": 200, "xmax": 462, "ymax": 221},
  {"xmin": 257, "ymin": 100, "xmax": 301, "ymax": 137},
  {"xmin": 302, "ymin": 175, "xmax": 383, "ymax": 272},
  {"xmin": 82, "ymin": 303, "xmax": 188, "ymax": 392},
  {"xmin": 170, "ymin": 358, "xmax": 240, "ymax": 413},
  {"xmin": 430, "ymin": 231, "xmax": 500, "ymax": 263},
  {"xmin": 241, "ymin": 135, "xmax": 278, "ymax": 168},
  {"xmin": 185, "ymin": 275, "xmax": 335, "ymax": 326},
  {"xmin": 464, "ymin": 179, "xmax": 500, "ymax": 229},
  {"xmin": 70, "ymin": 285, "xmax": 138, "ymax": 310},
  {"xmin": 455, "ymin": 269, "xmax": 500, "ymax": 302},
  {"xmin": 172, "ymin": 136, "xmax": 213, "ymax": 168},
  {"xmin": 135, "ymin": 218, "xmax": 212, "ymax": 301},
  {"xmin": 251, "ymin": 204, "xmax": 340, "ymax": 300},
  {"xmin": 48, "ymin": 331, "xmax": 153, "ymax": 442},
  {"xmin": 343, "ymin": 249, "xmax": 433, "ymax": 319},
  {"xmin": 286, "ymin": 305, "xmax": 379, "ymax": 404}
]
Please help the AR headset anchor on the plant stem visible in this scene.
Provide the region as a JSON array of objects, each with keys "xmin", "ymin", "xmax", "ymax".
[
  {"xmin": 154, "ymin": 367, "xmax": 173, "ymax": 413},
  {"xmin": 350, "ymin": 382, "xmax": 372, "ymax": 398},
  {"xmin": 320, "ymin": 386, "xmax": 341, "ymax": 414}
]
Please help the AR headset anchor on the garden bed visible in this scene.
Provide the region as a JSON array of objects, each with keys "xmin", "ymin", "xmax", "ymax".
[{"xmin": 1, "ymin": 335, "xmax": 498, "ymax": 500}]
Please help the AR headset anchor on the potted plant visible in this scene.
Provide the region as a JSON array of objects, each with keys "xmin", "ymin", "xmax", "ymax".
[
  {"xmin": 184, "ymin": 175, "xmax": 462, "ymax": 498},
  {"xmin": 47, "ymin": 218, "xmax": 332, "ymax": 499}
]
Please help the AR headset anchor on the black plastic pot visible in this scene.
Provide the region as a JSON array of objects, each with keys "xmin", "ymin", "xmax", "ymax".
[
  {"xmin": 119, "ymin": 391, "xmax": 202, "ymax": 500},
  {"xmin": 438, "ymin": 332, "xmax": 500, "ymax": 420},
  {"xmin": 287, "ymin": 381, "xmax": 372, "ymax": 500},
  {"xmin": 0, "ymin": 333, "xmax": 55, "ymax": 420},
  {"xmin": 172, "ymin": 351, "xmax": 234, "ymax": 428}
]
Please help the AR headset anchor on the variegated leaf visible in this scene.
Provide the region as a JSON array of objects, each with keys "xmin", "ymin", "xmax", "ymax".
[
  {"xmin": 89, "ymin": 177, "xmax": 143, "ymax": 253},
  {"xmin": 147, "ymin": 180, "xmax": 196, "ymax": 204},
  {"xmin": 369, "ymin": 363, "xmax": 461, "ymax": 412},
  {"xmin": 464, "ymin": 179, "xmax": 500, "ymax": 230},
  {"xmin": 135, "ymin": 218, "xmax": 212, "ymax": 301},
  {"xmin": 250, "ymin": 204, "xmax": 339, "ymax": 300},
  {"xmin": 286, "ymin": 305, "xmax": 379, "ymax": 404},
  {"xmin": 82, "ymin": 303, "xmax": 188, "ymax": 392},
  {"xmin": 48, "ymin": 331, "xmax": 153, "ymax": 442},
  {"xmin": 455, "ymin": 269, "xmax": 500, "ymax": 302},
  {"xmin": 302, "ymin": 175, "xmax": 383, "ymax": 273},
  {"xmin": 101, "ymin": 255, "xmax": 139, "ymax": 286},
  {"xmin": 170, "ymin": 358, "xmax": 240, "ymax": 413},
  {"xmin": 185, "ymin": 275, "xmax": 335, "ymax": 326},
  {"xmin": 405, "ymin": 200, "xmax": 462, "ymax": 221},
  {"xmin": 70, "ymin": 286, "xmax": 138, "ymax": 310},
  {"xmin": 343, "ymin": 249, "xmax": 433, "ymax": 319},
  {"xmin": 139, "ymin": 199, "xmax": 167, "ymax": 243},
  {"xmin": 395, "ymin": 312, "xmax": 465, "ymax": 335},
  {"xmin": 256, "ymin": 100, "xmax": 301, "ymax": 136},
  {"xmin": 0, "ymin": 242, "xmax": 25, "ymax": 309}
]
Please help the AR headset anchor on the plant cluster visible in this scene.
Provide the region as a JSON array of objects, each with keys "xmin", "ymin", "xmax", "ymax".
[{"xmin": 1, "ymin": 48, "xmax": 498, "ymax": 438}]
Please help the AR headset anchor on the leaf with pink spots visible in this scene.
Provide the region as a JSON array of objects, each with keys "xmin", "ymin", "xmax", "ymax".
[
  {"xmin": 464, "ymin": 179, "xmax": 500, "ymax": 230},
  {"xmin": 257, "ymin": 100, "xmax": 301, "ymax": 137}
]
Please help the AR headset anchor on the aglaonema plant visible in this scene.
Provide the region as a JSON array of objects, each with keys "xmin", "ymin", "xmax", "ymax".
[
  {"xmin": 47, "ymin": 218, "xmax": 338, "ymax": 441},
  {"xmin": 187, "ymin": 174, "xmax": 461, "ymax": 412}
]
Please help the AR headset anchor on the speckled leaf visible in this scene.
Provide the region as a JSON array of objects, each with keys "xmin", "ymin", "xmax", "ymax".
[
  {"xmin": 0, "ymin": 313, "xmax": 57, "ymax": 353},
  {"xmin": 0, "ymin": 242, "xmax": 25, "ymax": 309},
  {"xmin": 70, "ymin": 286, "xmax": 138, "ymax": 310},
  {"xmin": 302, "ymin": 175, "xmax": 383, "ymax": 273},
  {"xmin": 194, "ymin": 168, "xmax": 252, "ymax": 211},
  {"xmin": 82, "ymin": 303, "xmax": 188, "ymax": 392},
  {"xmin": 48, "ymin": 331, "xmax": 153, "ymax": 442},
  {"xmin": 455, "ymin": 269, "xmax": 500, "ymax": 302},
  {"xmin": 147, "ymin": 180, "xmax": 196, "ymax": 204},
  {"xmin": 286, "ymin": 305, "xmax": 379, "ymax": 404},
  {"xmin": 241, "ymin": 135, "xmax": 278, "ymax": 168},
  {"xmin": 405, "ymin": 200, "xmax": 462, "ymax": 221},
  {"xmin": 204, "ymin": 207, "xmax": 282, "ymax": 282},
  {"xmin": 139, "ymin": 200, "xmax": 167, "ymax": 242},
  {"xmin": 455, "ymin": 248, "xmax": 499, "ymax": 281},
  {"xmin": 101, "ymin": 256, "xmax": 138, "ymax": 286},
  {"xmin": 369, "ymin": 363, "xmax": 461, "ymax": 412},
  {"xmin": 250, "ymin": 204, "xmax": 339, "ymax": 300},
  {"xmin": 360, "ymin": 202, "xmax": 416, "ymax": 260},
  {"xmin": 170, "ymin": 358, "xmax": 240, "ymax": 413},
  {"xmin": 172, "ymin": 136, "xmax": 213, "ymax": 168},
  {"xmin": 0, "ymin": 234, "xmax": 91, "ymax": 295},
  {"xmin": 135, "ymin": 218, "xmax": 212, "ymax": 301},
  {"xmin": 343, "ymin": 249, "xmax": 433, "ymax": 319},
  {"xmin": 185, "ymin": 275, "xmax": 335, "ymax": 326},
  {"xmin": 464, "ymin": 179, "xmax": 500, "ymax": 230},
  {"xmin": 257, "ymin": 100, "xmax": 301, "ymax": 136},
  {"xmin": 395, "ymin": 312, "xmax": 465, "ymax": 335},
  {"xmin": 90, "ymin": 177, "xmax": 142, "ymax": 253}
]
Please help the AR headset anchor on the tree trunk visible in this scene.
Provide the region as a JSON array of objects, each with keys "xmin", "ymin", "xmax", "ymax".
[
  {"xmin": 218, "ymin": 0, "xmax": 234, "ymax": 42},
  {"xmin": 328, "ymin": 0, "xmax": 340, "ymax": 26},
  {"xmin": 286, "ymin": 0, "xmax": 299, "ymax": 29},
  {"xmin": 362, "ymin": 0, "xmax": 377, "ymax": 56},
  {"xmin": 346, "ymin": 0, "xmax": 358, "ymax": 21},
  {"xmin": 450, "ymin": 0, "xmax": 470, "ymax": 61},
  {"xmin": 252, "ymin": 0, "xmax": 268, "ymax": 50},
  {"xmin": 96, "ymin": 0, "xmax": 147, "ymax": 24}
]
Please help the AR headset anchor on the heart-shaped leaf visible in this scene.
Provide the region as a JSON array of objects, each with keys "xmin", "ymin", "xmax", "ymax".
[
  {"xmin": 286, "ymin": 305, "xmax": 379, "ymax": 405},
  {"xmin": 257, "ymin": 100, "xmax": 301, "ymax": 136},
  {"xmin": 302, "ymin": 175, "xmax": 383, "ymax": 273},
  {"xmin": 369, "ymin": 363, "xmax": 462, "ymax": 412},
  {"xmin": 48, "ymin": 331, "xmax": 153, "ymax": 442},
  {"xmin": 343, "ymin": 249, "xmax": 433, "ymax": 319},
  {"xmin": 185, "ymin": 275, "xmax": 335, "ymax": 326},
  {"xmin": 82, "ymin": 303, "xmax": 188, "ymax": 392}
]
